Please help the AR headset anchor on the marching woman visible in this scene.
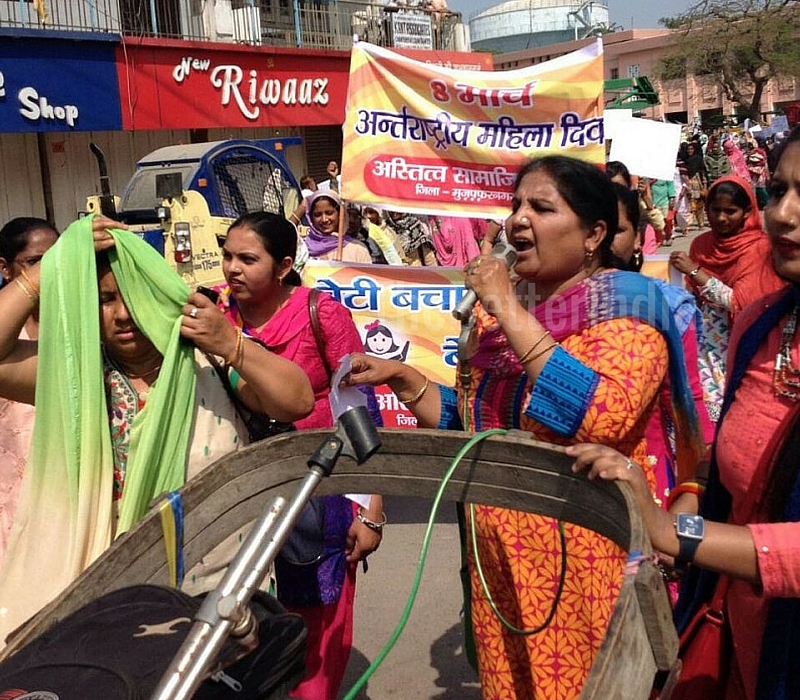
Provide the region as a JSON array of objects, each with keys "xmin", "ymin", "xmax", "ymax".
[
  {"xmin": 571, "ymin": 124, "xmax": 800, "ymax": 700},
  {"xmin": 214, "ymin": 212, "xmax": 384, "ymax": 700},
  {"xmin": 669, "ymin": 175, "xmax": 785, "ymax": 422},
  {"xmin": 344, "ymin": 155, "xmax": 703, "ymax": 700}
]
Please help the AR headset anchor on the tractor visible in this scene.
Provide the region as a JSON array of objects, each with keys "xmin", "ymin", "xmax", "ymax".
[{"xmin": 86, "ymin": 138, "xmax": 303, "ymax": 288}]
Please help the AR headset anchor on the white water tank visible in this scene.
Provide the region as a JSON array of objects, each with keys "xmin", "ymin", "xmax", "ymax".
[{"xmin": 469, "ymin": 0, "xmax": 609, "ymax": 53}]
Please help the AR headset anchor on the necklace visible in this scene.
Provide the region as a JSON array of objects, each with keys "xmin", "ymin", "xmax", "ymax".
[
  {"xmin": 773, "ymin": 307, "xmax": 800, "ymax": 401},
  {"xmin": 121, "ymin": 364, "xmax": 161, "ymax": 381}
]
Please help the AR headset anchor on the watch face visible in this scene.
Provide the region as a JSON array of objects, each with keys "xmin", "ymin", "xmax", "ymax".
[{"xmin": 677, "ymin": 513, "xmax": 705, "ymax": 539}]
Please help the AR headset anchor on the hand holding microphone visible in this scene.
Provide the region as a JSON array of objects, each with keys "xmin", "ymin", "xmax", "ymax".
[{"xmin": 453, "ymin": 241, "xmax": 518, "ymax": 322}]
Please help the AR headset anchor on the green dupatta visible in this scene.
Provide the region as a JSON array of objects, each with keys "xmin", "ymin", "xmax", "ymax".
[{"xmin": 0, "ymin": 216, "xmax": 195, "ymax": 645}]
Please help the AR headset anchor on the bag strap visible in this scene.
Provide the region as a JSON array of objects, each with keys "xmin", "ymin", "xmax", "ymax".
[
  {"xmin": 708, "ymin": 575, "xmax": 730, "ymax": 613},
  {"xmin": 308, "ymin": 289, "xmax": 332, "ymax": 379}
]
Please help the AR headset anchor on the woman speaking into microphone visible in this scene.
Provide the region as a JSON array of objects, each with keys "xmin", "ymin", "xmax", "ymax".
[{"xmin": 343, "ymin": 155, "xmax": 703, "ymax": 700}]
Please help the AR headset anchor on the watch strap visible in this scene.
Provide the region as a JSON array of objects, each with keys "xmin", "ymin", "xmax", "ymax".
[{"xmin": 677, "ymin": 535, "xmax": 702, "ymax": 567}]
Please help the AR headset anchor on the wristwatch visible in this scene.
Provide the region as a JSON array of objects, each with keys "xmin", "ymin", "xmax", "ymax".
[{"xmin": 674, "ymin": 513, "xmax": 705, "ymax": 571}]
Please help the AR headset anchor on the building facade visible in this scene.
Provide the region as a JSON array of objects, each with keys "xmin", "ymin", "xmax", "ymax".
[
  {"xmin": 0, "ymin": 0, "xmax": 474, "ymax": 231},
  {"xmin": 494, "ymin": 29, "xmax": 800, "ymax": 129}
]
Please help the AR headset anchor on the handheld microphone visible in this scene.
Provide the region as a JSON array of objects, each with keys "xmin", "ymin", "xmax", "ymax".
[{"xmin": 452, "ymin": 240, "xmax": 518, "ymax": 321}]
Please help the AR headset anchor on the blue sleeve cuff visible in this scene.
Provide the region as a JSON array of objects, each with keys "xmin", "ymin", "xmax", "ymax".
[
  {"xmin": 359, "ymin": 385, "xmax": 384, "ymax": 428},
  {"xmin": 437, "ymin": 384, "xmax": 463, "ymax": 431},
  {"xmin": 524, "ymin": 346, "xmax": 599, "ymax": 437}
]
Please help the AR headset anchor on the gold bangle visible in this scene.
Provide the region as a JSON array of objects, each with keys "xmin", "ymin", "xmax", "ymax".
[
  {"xmin": 224, "ymin": 327, "xmax": 243, "ymax": 366},
  {"xmin": 19, "ymin": 267, "xmax": 40, "ymax": 297},
  {"xmin": 522, "ymin": 341, "xmax": 559, "ymax": 365},
  {"xmin": 236, "ymin": 330, "xmax": 245, "ymax": 366},
  {"xmin": 399, "ymin": 376, "xmax": 429, "ymax": 406},
  {"xmin": 13, "ymin": 277, "xmax": 38, "ymax": 303},
  {"xmin": 289, "ymin": 212, "xmax": 301, "ymax": 225},
  {"xmin": 518, "ymin": 331, "xmax": 551, "ymax": 364}
]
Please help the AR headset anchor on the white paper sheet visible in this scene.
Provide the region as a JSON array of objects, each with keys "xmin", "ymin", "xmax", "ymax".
[{"xmin": 608, "ymin": 117, "xmax": 682, "ymax": 181}]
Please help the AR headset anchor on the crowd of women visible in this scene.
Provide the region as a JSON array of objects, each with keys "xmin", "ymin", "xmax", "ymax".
[
  {"xmin": 1, "ymin": 124, "xmax": 800, "ymax": 700},
  {"xmin": 289, "ymin": 180, "xmax": 487, "ymax": 268},
  {"xmin": 672, "ymin": 129, "xmax": 781, "ymax": 237}
]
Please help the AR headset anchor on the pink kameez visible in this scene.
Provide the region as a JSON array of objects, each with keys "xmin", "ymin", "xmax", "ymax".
[{"xmin": 714, "ymin": 294, "xmax": 800, "ymax": 700}]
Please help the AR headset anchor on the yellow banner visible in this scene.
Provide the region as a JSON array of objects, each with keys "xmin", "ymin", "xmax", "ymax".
[
  {"xmin": 304, "ymin": 257, "xmax": 673, "ymax": 427},
  {"xmin": 341, "ymin": 41, "xmax": 605, "ymax": 218},
  {"xmin": 304, "ymin": 261, "xmax": 464, "ymax": 428}
]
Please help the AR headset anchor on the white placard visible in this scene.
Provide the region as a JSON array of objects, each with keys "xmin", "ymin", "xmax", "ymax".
[
  {"xmin": 602, "ymin": 108, "xmax": 633, "ymax": 142},
  {"xmin": 608, "ymin": 118, "xmax": 682, "ymax": 181}
]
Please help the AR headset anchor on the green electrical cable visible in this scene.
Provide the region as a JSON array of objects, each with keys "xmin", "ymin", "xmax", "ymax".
[
  {"xmin": 470, "ymin": 503, "xmax": 567, "ymax": 636},
  {"xmin": 460, "ymin": 363, "xmax": 567, "ymax": 636},
  {"xmin": 341, "ymin": 427, "xmax": 508, "ymax": 700}
]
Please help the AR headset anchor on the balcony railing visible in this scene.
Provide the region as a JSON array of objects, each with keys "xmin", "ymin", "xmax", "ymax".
[{"xmin": 0, "ymin": 0, "xmax": 466, "ymax": 52}]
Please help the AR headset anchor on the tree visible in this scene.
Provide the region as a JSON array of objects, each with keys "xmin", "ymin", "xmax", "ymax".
[
  {"xmin": 586, "ymin": 21, "xmax": 623, "ymax": 37},
  {"xmin": 654, "ymin": 0, "xmax": 800, "ymax": 122}
]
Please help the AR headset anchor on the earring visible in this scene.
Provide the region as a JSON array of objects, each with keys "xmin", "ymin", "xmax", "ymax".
[
  {"xmin": 632, "ymin": 251, "xmax": 643, "ymax": 268},
  {"xmin": 585, "ymin": 248, "xmax": 595, "ymax": 261}
]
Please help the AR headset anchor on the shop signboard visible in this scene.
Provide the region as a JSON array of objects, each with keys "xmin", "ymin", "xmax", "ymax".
[
  {"xmin": 0, "ymin": 34, "xmax": 122, "ymax": 132},
  {"xmin": 116, "ymin": 39, "xmax": 350, "ymax": 130}
]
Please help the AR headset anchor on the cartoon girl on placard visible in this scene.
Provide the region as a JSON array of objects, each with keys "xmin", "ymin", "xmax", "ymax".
[{"xmin": 363, "ymin": 320, "xmax": 410, "ymax": 362}]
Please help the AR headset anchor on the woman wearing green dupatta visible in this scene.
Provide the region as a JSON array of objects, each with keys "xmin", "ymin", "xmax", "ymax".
[{"xmin": 0, "ymin": 215, "xmax": 313, "ymax": 647}]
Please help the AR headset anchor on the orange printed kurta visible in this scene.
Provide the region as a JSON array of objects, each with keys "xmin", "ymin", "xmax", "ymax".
[{"xmin": 461, "ymin": 314, "xmax": 667, "ymax": 700}]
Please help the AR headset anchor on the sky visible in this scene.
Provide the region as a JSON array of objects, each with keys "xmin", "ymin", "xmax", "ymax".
[{"xmin": 454, "ymin": 0, "xmax": 696, "ymax": 29}]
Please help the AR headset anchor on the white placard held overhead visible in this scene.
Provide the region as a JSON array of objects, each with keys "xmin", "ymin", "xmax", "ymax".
[
  {"xmin": 608, "ymin": 118, "xmax": 682, "ymax": 181},
  {"xmin": 602, "ymin": 109, "xmax": 633, "ymax": 143}
]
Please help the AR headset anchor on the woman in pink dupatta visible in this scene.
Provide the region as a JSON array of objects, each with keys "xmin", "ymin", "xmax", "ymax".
[
  {"xmin": 214, "ymin": 211, "xmax": 384, "ymax": 700},
  {"xmin": 428, "ymin": 215, "xmax": 483, "ymax": 266},
  {"xmin": 570, "ymin": 125, "xmax": 800, "ymax": 700},
  {"xmin": 725, "ymin": 137, "xmax": 752, "ymax": 182},
  {"xmin": 0, "ymin": 217, "xmax": 58, "ymax": 564}
]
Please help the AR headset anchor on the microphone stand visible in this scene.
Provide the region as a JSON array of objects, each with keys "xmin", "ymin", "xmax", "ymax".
[{"xmin": 151, "ymin": 405, "xmax": 381, "ymax": 700}]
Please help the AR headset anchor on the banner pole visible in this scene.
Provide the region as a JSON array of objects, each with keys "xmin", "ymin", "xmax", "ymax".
[{"xmin": 336, "ymin": 203, "xmax": 346, "ymax": 262}]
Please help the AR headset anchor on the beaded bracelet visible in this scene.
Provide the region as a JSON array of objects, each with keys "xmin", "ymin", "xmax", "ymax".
[
  {"xmin": 518, "ymin": 331, "xmax": 551, "ymax": 365},
  {"xmin": 357, "ymin": 507, "xmax": 387, "ymax": 532},
  {"xmin": 399, "ymin": 377, "xmax": 429, "ymax": 406},
  {"xmin": 666, "ymin": 480, "xmax": 706, "ymax": 510},
  {"xmin": 224, "ymin": 327, "xmax": 244, "ymax": 366}
]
